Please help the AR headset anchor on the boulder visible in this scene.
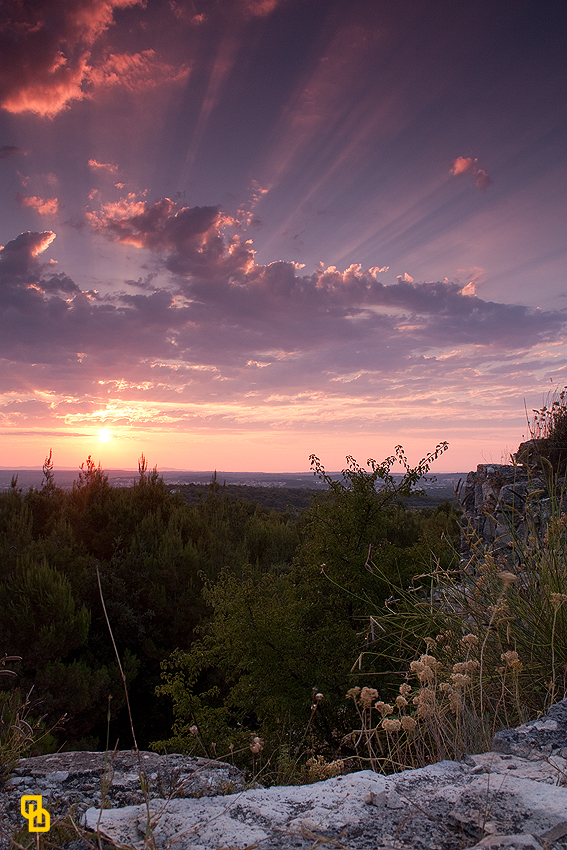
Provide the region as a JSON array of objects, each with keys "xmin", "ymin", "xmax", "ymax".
[{"xmin": 0, "ymin": 750, "xmax": 246, "ymax": 846}]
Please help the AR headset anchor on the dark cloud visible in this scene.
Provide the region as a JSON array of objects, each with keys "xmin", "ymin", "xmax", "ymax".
[
  {"xmin": 0, "ymin": 145, "xmax": 25, "ymax": 160},
  {"xmin": 87, "ymin": 197, "xmax": 255, "ymax": 278},
  {"xmin": 0, "ymin": 231, "xmax": 56, "ymax": 276},
  {"xmin": 1, "ymin": 223, "xmax": 565, "ymax": 401}
]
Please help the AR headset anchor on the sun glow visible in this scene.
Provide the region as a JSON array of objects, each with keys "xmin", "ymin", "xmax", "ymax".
[{"xmin": 98, "ymin": 428, "xmax": 111, "ymax": 442}]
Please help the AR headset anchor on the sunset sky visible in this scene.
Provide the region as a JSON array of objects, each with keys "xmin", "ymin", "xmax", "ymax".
[{"xmin": 0, "ymin": 0, "xmax": 566, "ymax": 474}]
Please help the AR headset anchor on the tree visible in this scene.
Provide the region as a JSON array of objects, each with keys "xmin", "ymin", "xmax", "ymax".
[{"xmin": 155, "ymin": 444, "xmax": 450, "ymax": 768}]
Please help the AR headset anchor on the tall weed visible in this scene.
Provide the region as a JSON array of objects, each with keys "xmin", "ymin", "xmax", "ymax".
[{"xmin": 349, "ymin": 468, "xmax": 567, "ymax": 771}]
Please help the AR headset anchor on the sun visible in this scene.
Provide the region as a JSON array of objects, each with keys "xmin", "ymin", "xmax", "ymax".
[{"xmin": 98, "ymin": 428, "xmax": 111, "ymax": 443}]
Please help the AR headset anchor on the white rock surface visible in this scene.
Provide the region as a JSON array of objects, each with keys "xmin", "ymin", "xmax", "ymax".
[
  {"xmin": 84, "ymin": 755, "xmax": 567, "ymax": 850},
  {"xmin": 2, "ymin": 699, "xmax": 566, "ymax": 849}
]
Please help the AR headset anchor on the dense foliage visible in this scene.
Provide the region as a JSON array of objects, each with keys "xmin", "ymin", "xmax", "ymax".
[
  {"xmin": 0, "ymin": 445, "xmax": 460, "ymax": 770},
  {"xmin": 153, "ymin": 445, "xmax": 460, "ymax": 776}
]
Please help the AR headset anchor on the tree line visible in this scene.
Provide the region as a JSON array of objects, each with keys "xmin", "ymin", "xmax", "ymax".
[{"xmin": 0, "ymin": 446, "xmax": 460, "ymax": 764}]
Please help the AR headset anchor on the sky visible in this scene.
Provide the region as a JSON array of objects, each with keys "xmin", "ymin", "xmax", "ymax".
[{"xmin": 0, "ymin": 0, "xmax": 566, "ymax": 474}]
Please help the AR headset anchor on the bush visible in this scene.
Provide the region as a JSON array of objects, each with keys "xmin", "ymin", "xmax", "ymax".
[
  {"xmin": 348, "ymin": 471, "xmax": 567, "ymax": 772},
  {"xmin": 153, "ymin": 444, "xmax": 452, "ymax": 781}
]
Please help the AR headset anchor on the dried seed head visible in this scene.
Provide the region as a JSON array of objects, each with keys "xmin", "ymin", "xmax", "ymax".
[
  {"xmin": 359, "ymin": 687, "xmax": 379, "ymax": 708},
  {"xmin": 449, "ymin": 691, "xmax": 462, "ymax": 713},
  {"xmin": 501, "ymin": 650, "xmax": 523, "ymax": 672},
  {"xmin": 250, "ymin": 736, "xmax": 264, "ymax": 754},
  {"xmin": 419, "ymin": 654, "xmax": 440, "ymax": 670},
  {"xmin": 395, "ymin": 695, "xmax": 408, "ymax": 709},
  {"xmin": 550, "ymin": 592, "xmax": 567, "ymax": 611},
  {"xmin": 450, "ymin": 672, "xmax": 471, "ymax": 688},
  {"xmin": 346, "ymin": 687, "xmax": 361, "ymax": 700},
  {"xmin": 381, "ymin": 717, "xmax": 402, "ymax": 732},
  {"xmin": 374, "ymin": 701, "xmax": 394, "ymax": 717},
  {"xmin": 189, "ymin": 725, "xmax": 198, "ymax": 736},
  {"xmin": 400, "ymin": 716, "xmax": 417, "ymax": 732},
  {"xmin": 498, "ymin": 570, "xmax": 518, "ymax": 589},
  {"xmin": 399, "ymin": 683, "xmax": 412, "ymax": 697},
  {"xmin": 461, "ymin": 633, "xmax": 479, "ymax": 647}
]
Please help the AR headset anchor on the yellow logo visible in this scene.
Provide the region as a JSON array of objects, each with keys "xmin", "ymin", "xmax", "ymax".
[{"xmin": 21, "ymin": 795, "xmax": 50, "ymax": 832}]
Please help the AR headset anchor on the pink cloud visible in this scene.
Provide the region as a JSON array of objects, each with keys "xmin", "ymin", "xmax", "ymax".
[
  {"xmin": 87, "ymin": 196, "xmax": 254, "ymax": 277},
  {"xmin": 88, "ymin": 159, "xmax": 118, "ymax": 174},
  {"xmin": 87, "ymin": 51, "xmax": 190, "ymax": 92},
  {"xmin": 0, "ymin": 225, "xmax": 566, "ymax": 459},
  {"xmin": 240, "ymin": 0, "xmax": 281, "ymax": 17},
  {"xmin": 20, "ymin": 195, "xmax": 59, "ymax": 216},
  {"xmin": 450, "ymin": 155, "xmax": 493, "ymax": 190},
  {"xmin": 0, "ymin": 0, "xmax": 188, "ymax": 117},
  {"xmin": 450, "ymin": 156, "xmax": 475, "ymax": 176}
]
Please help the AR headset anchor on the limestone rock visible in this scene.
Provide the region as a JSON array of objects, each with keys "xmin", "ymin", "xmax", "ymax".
[
  {"xmin": 0, "ymin": 750, "xmax": 246, "ymax": 845},
  {"xmin": 3, "ymin": 702, "xmax": 567, "ymax": 849},
  {"xmin": 493, "ymin": 698, "xmax": 567, "ymax": 759},
  {"xmin": 83, "ymin": 756, "xmax": 567, "ymax": 850},
  {"xmin": 459, "ymin": 463, "xmax": 566, "ymax": 559}
]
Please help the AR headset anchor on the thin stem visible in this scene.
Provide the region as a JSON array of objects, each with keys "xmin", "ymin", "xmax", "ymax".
[{"xmin": 96, "ymin": 567, "xmax": 138, "ymax": 752}]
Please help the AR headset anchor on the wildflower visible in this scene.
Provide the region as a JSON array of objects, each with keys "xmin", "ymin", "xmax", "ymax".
[
  {"xmin": 400, "ymin": 716, "xmax": 417, "ymax": 732},
  {"xmin": 450, "ymin": 672, "xmax": 471, "ymax": 688},
  {"xmin": 395, "ymin": 695, "xmax": 408, "ymax": 709},
  {"xmin": 501, "ymin": 650, "xmax": 523, "ymax": 672},
  {"xmin": 314, "ymin": 692, "xmax": 324, "ymax": 702},
  {"xmin": 250, "ymin": 736, "xmax": 264, "ymax": 754},
  {"xmin": 413, "ymin": 689, "xmax": 436, "ymax": 719},
  {"xmin": 410, "ymin": 660, "xmax": 435, "ymax": 685},
  {"xmin": 189, "ymin": 725, "xmax": 198, "ymax": 736},
  {"xmin": 399, "ymin": 683, "xmax": 412, "ymax": 697},
  {"xmin": 381, "ymin": 718, "xmax": 402, "ymax": 733},
  {"xmin": 461, "ymin": 633, "xmax": 479, "ymax": 647},
  {"xmin": 498, "ymin": 570, "xmax": 518, "ymax": 589},
  {"xmin": 346, "ymin": 687, "xmax": 361, "ymax": 700},
  {"xmin": 359, "ymin": 687, "xmax": 379, "ymax": 708},
  {"xmin": 550, "ymin": 592, "xmax": 567, "ymax": 611},
  {"xmin": 374, "ymin": 701, "xmax": 394, "ymax": 717},
  {"xmin": 419, "ymin": 654, "xmax": 441, "ymax": 670}
]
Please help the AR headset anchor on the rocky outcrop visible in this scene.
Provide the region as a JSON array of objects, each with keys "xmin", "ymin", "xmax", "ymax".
[
  {"xmin": 459, "ymin": 463, "xmax": 566, "ymax": 559},
  {"xmin": 2, "ymin": 701, "xmax": 565, "ymax": 850},
  {"xmin": 0, "ymin": 750, "xmax": 246, "ymax": 846},
  {"xmin": 82, "ymin": 702, "xmax": 567, "ymax": 849}
]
